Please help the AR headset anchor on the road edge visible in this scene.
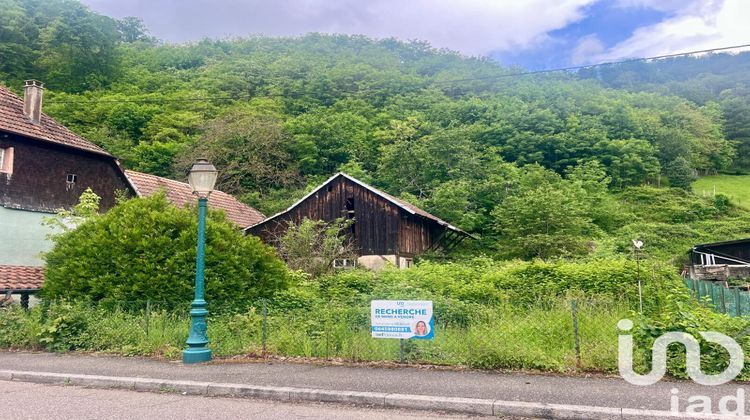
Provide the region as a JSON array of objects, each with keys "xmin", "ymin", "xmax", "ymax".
[{"xmin": 0, "ymin": 369, "xmax": 723, "ymax": 419}]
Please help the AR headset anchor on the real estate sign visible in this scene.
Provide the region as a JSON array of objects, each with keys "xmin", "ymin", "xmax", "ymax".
[{"xmin": 370, "ymin": 300, "xmax": 434, "ymax": 339}]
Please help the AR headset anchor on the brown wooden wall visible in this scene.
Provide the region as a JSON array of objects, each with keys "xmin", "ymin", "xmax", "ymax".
[
  {"xmin": 247, "ymin": 176, "xmax": 445, "ymax": 256},
  {"xmin": 0, "ymin": 132, "xmax": 132, "ymax": 212}
]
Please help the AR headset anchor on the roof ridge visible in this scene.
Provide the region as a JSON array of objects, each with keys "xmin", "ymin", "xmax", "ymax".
[
  {"xmin": 246, "ymin": 172, "xmax": 471, "ymax": 237},
  {"xmin": 124, "ymin": 170, "xmax": 265, "ymax": 228}
]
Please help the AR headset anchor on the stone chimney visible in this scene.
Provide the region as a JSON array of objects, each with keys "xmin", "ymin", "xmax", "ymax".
[{"xmin": 23, "ymin": 80, "xmax": 44, "ymax": 124}]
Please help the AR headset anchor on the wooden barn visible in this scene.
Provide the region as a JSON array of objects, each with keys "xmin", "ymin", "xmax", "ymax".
[{"xmin": 245, "ymin": 173, "xmax": 472, "ymax": 270}]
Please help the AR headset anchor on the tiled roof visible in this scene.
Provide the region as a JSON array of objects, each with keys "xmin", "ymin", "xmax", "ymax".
[
  {"xmin": 124, "ymin": 170, "xmax": 265, "ymax": 228},
  {"xmin": 247, "ymin": 172, "xmax": 473, "ymax": 237},
  {"xmin": 0, "ymin": 85, "xmax": 111, "ymax": 156},
  {"xmin": 0, "ymin": 265, "xmax": 44, "ymax": 291}
]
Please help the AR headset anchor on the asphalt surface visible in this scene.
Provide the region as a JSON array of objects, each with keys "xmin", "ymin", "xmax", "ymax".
[
  {"xmin": 0, "ymin": 381, "xmax": 493, "ymax": 419},
  {"xmin": 0, "ymin": 351, "xmax": 745, "ymax": 412}
]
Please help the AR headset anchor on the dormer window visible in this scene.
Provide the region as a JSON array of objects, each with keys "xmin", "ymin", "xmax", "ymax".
[
  {"xmin": 0, "ymin": 147, "xmax": 13, "ymax": 174},
  {"xmin": 66, "ymin": 173, "xmax": 77, "ymax": 190}
]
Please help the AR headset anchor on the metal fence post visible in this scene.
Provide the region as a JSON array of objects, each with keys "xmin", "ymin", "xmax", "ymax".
[
  {"xmin": 262, "ymin": 299, "xmax": 268, "ymax": 356},
  {"xmin": 325, "ymin": 321, "xmax": 330, "ymax": 360},
  {"xmin": 145, "ymin": 299, "xmax": 151, "ymax": 337},
  {"xmin": 720, "ymin": 287, "xmax": 727, "ymax": 314},
  {"xmin": 571, "ymin": 300, "xmax": 581, "ymax": 369},
  {"xmin": 734, "ymin": 289, "xmax": 742, "ymax": 317}
]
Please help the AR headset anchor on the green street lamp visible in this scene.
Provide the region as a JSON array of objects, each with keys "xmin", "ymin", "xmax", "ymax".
[{"xmin": 183, "ymin": 158, "xmax": 218, "ymax": 364}]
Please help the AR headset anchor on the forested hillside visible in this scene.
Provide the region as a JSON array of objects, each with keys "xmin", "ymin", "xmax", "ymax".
[
  {"xmin": 578, "ymin": 53, "xmax": 750, "ymax": 170},
  {"xmin": 2, "ymin": 0, "xmax": 749, "ymax": 261}
]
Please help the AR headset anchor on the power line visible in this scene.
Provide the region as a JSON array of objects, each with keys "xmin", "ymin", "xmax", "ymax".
[
  {"xmin": 430, "ymin": 43, "xmax": 750, "ymax": 84},
  {"xmin": 47, "ymin": 42, "xmax": 750, "ymax": 105}
]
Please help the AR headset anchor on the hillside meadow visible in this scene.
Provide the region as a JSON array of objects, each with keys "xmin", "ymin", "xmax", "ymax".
[{"xmin": 693, "ymin": 175, "xmax": 750, "ymax": 209}]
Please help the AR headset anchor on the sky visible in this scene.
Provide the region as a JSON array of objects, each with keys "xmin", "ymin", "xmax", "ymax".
[{"xmin": 80, "ymin": 0, "xmax": 750, "ymax": 69}]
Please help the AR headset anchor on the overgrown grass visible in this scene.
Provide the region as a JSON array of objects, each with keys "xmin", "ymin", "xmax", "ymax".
[
  {"xmin": 3, "ymin": 258, "xmax": 749, "ymax": 379},
  {"xmin": 0, "ymin": 299, "xmax": 628, "ymax": 373},
  {"xmin": 693, "ymin": 175, "xmax": 750, "ymax": 209}
]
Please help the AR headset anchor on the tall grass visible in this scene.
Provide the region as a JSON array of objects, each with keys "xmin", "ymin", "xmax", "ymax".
[{"xmin": 0, "ymin": 298, "xmax": 629, "ymax": 372}]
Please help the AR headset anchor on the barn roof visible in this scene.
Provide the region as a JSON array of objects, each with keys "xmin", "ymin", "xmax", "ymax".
[
  {"xmin": 125, "ymin": 170, "xmax": 265, "ymax": 227},
  {"xmin": 0, "ymin": 85, "xmax": 112, "ymax": 157},
  {"xmin": 245, "ymin": 172, "xmax": 472, "ymax": 237},
  {"xmin": 0, "ymin": 265, "xmax": 44, "ymax": 292},
  {"xmin": 694, "ymin": 238, "xmax": 750, "ymax": 249}
]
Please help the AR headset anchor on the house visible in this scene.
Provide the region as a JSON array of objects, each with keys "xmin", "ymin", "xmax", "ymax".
[
  {"xmin": 690, "ymin": 238, "xmax": 750, "ymax": 281},
  {"xmin": 245, "ymin": 172, "xmax": 472, "ymax": 270},
  {"xmin": 124, "ymin": 170, "xmax": 265, "ymax": 227},
  {"xmin": 0, "ymin": 80, "xmax": 134, "ymax": 304}
]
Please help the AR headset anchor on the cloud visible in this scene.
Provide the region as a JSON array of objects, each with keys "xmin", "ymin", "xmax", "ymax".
[
  {"xmin": 570, "ymin": 34, "xmax": 605, "ymax": 65},
  {"xmin": 595, "ymin": 0, "xmax": 750, "ymax": 61},
  {"xmin": 80, "ymin": 0, "xmax": 597, "ymax": 56}
]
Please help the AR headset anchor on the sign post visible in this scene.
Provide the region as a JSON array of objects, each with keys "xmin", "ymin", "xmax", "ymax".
[{"xmin": 371, "ymin": 300, "xmax": 434, "ymax": 341}]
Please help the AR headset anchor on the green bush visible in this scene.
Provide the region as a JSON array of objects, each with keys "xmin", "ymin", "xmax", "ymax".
[
  {"xmin": 38, "ymin": 302, "xmax": 94, "ymax": 351},
  {"xmin": 616, "ymin": 186, "xmax": 733, "ymax": 224},
  {"xmin": 314, "ymin": 257, "xmax": 681, "ymax": 313},
  {"xmin": 42, "ymin": 193, "xmax": 290, "ymax": 310},
  {"xmin": 0, "ymin": 306, "xmax": 42, "ymax": 348},
  {"xmin": 631, "ymin": 294, "xmax": 750, "ymax": 380}
]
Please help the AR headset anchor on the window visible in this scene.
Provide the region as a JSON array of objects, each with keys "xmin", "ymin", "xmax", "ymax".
[
  {"xmin": 333, "ymin": 259, "xmax": 357, "ymax": 269},
  {"xmin": 0, "ymin": 147, "xmax": 13, "ymax": 174},
  {"xmin": 345, "ymin": 197, "xmax": 356, "ymax": 238},
  {"xmin": 66, "ymin": 173, "xmax": 77, "ymax": 191}
]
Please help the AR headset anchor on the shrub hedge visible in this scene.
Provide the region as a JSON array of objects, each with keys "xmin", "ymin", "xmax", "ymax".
[{"xmin": 42, "ymin": 193, "xmax": 290, "ymax": 310}]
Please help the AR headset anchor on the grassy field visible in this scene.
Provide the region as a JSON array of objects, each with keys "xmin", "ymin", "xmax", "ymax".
[{"xmin": 693, "ymin": 175, "xmax": 750, "ymax": 209}]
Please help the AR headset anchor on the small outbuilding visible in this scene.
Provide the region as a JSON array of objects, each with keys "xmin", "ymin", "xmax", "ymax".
[
  {"xmin": 690, "ymin": 238, "xmax": 750, "ymax": 281},
  {"xmin": 245, "ymin": 173, "xmax": 472, "ymax": 270}
]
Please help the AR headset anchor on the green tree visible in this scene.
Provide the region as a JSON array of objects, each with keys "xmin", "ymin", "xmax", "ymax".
[
  {"xmin": 666, "ymin": 156, "xmax": 696, "ymax": 191},
  {"xmin": 275, "ymin": 218, "xmax": 356, "ymax": 278},
  {"xmin": 35, "ymin": 0, "xmax": 121, "ymax": 92},
  {"xmin": 492, "ymin": 165, "xmax": 595, "ymax": 259},
  {"xmin": 176, "ymin": 108, "xmax": 300, "ymax": 195},
  {"xmin": 117, "ymin": 16, "xmax": 155, "ymax": 44},
  {"xmin": 42, "ymin": 187, "xmax": 102, "ymax": 238}
]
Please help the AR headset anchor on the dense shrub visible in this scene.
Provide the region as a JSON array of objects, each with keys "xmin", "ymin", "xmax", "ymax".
[
  {"xmin": 42, "ymin": 194, "xmax": 290, "ymax": 310},
  {"xmin": 631, "ymin": 292, "xmax": 750, "ymax": 380},
  {"xmin": 310, "ymin": 257, "xmax": 682, "ymax": 314},
  {"xmin": 616, "ymin": 186, "xmax": 732, "ymax": 224}
]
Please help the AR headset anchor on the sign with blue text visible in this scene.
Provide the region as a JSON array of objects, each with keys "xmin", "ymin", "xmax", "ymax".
[{"xmin": 370, "ymin": 300, "xmax": 434, "ymax": 340}]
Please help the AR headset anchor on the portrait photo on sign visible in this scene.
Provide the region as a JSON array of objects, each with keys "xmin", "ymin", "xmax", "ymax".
[{"xmin": 414, "ymin": 320, "xmax": 429, "ymax": 337}]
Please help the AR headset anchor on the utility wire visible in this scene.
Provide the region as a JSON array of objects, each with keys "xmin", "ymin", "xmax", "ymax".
[
  {"xmin": 47, "ymin": 42, "xmax": 750, "ymax": 104},
  {"xmin": 430, "ymin": 42, "xmax": 750, "ymax": 84}
]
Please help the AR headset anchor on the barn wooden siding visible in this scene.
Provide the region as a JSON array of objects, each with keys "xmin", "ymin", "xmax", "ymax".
[{"xmin": 247, "ymin": 176, "xmax": 445, "ymax": 256}]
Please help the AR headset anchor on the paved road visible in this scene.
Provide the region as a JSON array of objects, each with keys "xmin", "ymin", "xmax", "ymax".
[
  {"xmin": 0, "ymin": 351, "xmax": 745, "ymax": 412},
  {"xmin": 1, "ymin": 381, "xmax": 498, "ymax": 420}
]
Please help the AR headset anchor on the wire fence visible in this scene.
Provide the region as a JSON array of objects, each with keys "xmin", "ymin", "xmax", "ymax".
[
  {"xmin": 16, "ymin": 297, "xmax": 626, "ymax": 371},
  {"xmin": 684, "ymin": 277, "xmax": 750, "ymax": 317}
]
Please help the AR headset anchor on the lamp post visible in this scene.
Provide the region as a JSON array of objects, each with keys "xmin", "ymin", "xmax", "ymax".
[{"xmin": 183, "ymin": 158, "xmax": 218, "ymax": 364}]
